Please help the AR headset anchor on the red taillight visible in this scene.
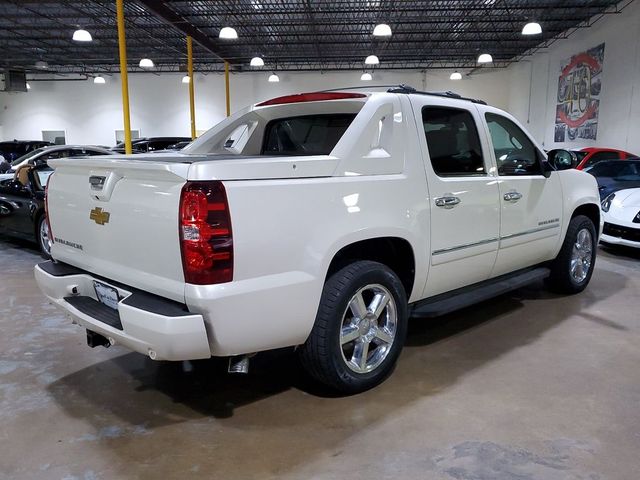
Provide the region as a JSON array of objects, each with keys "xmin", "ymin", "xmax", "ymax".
[
  {"xmin": 256, "ymin": 92, "xmax": 367, "ymax": 107},
  {"xmin": 44, "ymin": 173, "xmax": 55, "ymax": 245},
  {"xmin": 179, "ymin": 181, "xmax": 233, "ymax": 285}
]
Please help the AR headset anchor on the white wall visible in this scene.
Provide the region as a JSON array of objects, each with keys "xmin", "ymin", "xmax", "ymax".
[
  {"xmin": 506, "ymin": 0, "xmax": 640, "ymax": 153},
  {"xmin": 0, "ymin": 69, "xmax": 509, "ymax": 147}
]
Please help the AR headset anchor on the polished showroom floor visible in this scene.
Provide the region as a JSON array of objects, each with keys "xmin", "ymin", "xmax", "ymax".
[{"xmin": 1, "ymin": 235, "xmax": 639, "ymax": 479}]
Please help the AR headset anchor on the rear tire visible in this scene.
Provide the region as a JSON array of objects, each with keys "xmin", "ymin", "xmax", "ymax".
[
  {"xmin": 547, "ymin": 215, "xmax": 597, "ymax": 294},
  {"xmin": 299, "ymin": 260, "xmax": 408, "ymax": 394},
  {"xmin": 36, "ymin": 214, "xmax": 52, "ymax": 259}
]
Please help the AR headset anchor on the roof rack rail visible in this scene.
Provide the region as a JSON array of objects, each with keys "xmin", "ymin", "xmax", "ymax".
[{"xmin": 387, "ymin": 85, "xmax": 487, "ymax": 105}]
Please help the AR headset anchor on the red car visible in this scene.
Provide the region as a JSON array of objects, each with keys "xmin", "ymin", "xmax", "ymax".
[{"xmin": 573, "ymin": 147, "xmax": 636, "ymax": 170}]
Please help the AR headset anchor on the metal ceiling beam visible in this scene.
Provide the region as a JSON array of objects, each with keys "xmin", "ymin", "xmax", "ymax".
[{"xmin": 134, "ymin": 0, "xmax": 232, "ymax": 64}]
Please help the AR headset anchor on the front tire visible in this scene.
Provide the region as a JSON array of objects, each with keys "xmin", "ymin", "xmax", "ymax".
[
  {"xmin": 299, "ymin": 260, "xmax": 408, "ymax": 394},
  {"xmin": 36, "ymin": 214, "xmax": 52, "ymax": 259},
  {"xmin": 547, "ymin": 215, "xmax": 597, "ymax": 294}
]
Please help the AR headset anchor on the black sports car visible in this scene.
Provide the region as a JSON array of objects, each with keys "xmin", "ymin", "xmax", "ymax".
[
  {"xmin": 587, "ymin": 159, "xmax": 640, "ymax": 199},
  {"xmin": 0, "ymin": 164, "xmax": 52, "ymax": 257}
]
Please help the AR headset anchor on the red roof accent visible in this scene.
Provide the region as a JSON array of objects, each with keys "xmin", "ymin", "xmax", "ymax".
[{"xmin": 256, "ymin": 92, "xmax": 367, "ymax": 107}]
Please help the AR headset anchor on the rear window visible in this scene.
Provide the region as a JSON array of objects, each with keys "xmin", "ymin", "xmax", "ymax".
[{"xmin": 262, "ymin": 114, "xmax": 356, "ymax": 156}]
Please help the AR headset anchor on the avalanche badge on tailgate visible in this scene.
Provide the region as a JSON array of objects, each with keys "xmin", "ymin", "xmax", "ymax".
[{"xmin": 90, "ymin": 207, "xmax": 110, "ymax": 225}]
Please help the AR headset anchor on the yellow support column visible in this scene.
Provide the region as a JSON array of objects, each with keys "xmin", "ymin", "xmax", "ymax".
[
  {"xmin": 116, "ymin": 0, "xmax": 132, "ymax": 154},
  {"xmin": 187, "ymin": 36, "xmax": 196, "ymax": 140},
  {"xmin": 224, "ymin": 61, "xmax": 230, "ymax": 117}
]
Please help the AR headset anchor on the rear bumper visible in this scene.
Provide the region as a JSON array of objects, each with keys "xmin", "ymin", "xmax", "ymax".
[{"xmin": 34, "ymin": 261, "xmax": 211, "ymax": 361}]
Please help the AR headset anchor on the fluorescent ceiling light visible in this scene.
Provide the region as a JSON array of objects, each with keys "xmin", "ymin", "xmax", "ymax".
[
  {"xmin": 268, "ymin": 73, "xmax": 280, "ymax": 82},
  {"xmin": 450, "ymin": 72, "xmax": 462, "ymax": 80},
  {"xmin": 93, "ymin": 75, "xmax": 106, "ymax": 84},
  {"xmin": 372, "ymin": 24, "xmax": 392, "ymax": 37},
  {"xmin": 522, "ymin": 22, "xmax": 542, "ymax": 35},
  {"xmin": 360, "ymin": 72, "xmax": 373, "ymax": 81},
  {"xmin": 219, "ymin": 27, "xmax": 238, "ymax": 39},
  {"xmin": 182, "ymin": 75, "xmax": 191, "ymax": 84},
  {"xmin": 26, "ymin": 83, "xmax": 31, "ymax": 90},
  {"xmin": 35, "ymin": 60, "xmax": 48, "ymax": 69},
  {"xmin": 250, "ymin": 56, "xmax": 264, "ymax": 67},
  {"xmin": 72, "ymin": 28, "xmax": 92, "ymax": 42},
  {"xmin": 365, "ymin": 55, "xmax": 379, "ymax": 65},
  {"xmin": 477, "ymin": 53, "xmax": 493, "ymax": 64},
  {"xmin": 139, "ymin": 58, "xmax": 154, "ymax": 68}
]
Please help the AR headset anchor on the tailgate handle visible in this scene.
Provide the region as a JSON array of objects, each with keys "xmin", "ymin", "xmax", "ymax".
[
  {"xmin": 89, "ymin": 176, "xmax": 106, "ymax": 190},
  {"xmin": 89, "ymin": 171, "xmax": 123, "ymax": 201}
]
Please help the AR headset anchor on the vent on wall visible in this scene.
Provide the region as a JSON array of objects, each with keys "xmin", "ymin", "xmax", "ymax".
[
  {"xmin": 42, "ymin": 130, "xmax": 66, "ymax": 145},
  {"xmin": 3, "ymin": 70, "xmax": 27, "ymax": 92}
]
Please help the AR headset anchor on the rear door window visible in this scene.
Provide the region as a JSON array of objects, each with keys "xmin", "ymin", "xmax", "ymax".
[
  {"xmin": 262, "ymin": 114, "xmax": 356, "ymax": 155},
  {"xmin": 422, "ymin": 107, "xmax": 485, "ymax": 176}
]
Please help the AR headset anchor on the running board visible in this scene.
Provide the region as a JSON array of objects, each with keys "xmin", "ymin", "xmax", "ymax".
[{"xmin": 409, "ymin": 267, "xmax": 551, "ymax": 318}]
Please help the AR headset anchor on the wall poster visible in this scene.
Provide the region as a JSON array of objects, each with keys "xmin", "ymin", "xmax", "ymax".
[{"xmin": 555, "ymin": 43, "xmax": 605, "ymax": 142}]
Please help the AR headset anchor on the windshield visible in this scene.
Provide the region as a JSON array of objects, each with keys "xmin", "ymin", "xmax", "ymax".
[
  {"xmin": 11, "ymin": 147, "xmax": 47, "ymax": 166},
  {"xmin": 589, "ymin": 161, "xmax": 640, "ymax": 179}
]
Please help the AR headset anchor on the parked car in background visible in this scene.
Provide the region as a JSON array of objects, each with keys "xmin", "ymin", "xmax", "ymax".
[
  {"xmin": 0, "ymin": 140, "xmax": 53, "ymax": 162},
  {"xmin": 0, "ymin": 164, "xmax": 52, "ymax": 256},
  {"xmin": 587, "ymin": 159, "xmax": 640, "ymax": 199},
  {"xmin": 150, "ymin": 140, "xmax": 192, "ymax": 153},
  {"xmin": 601, "ymin": 187, "xmax": 640, "ymax": 249},
  {"xmin": 573, "ymin": 147, "xmax": 635, "ymax": 171},
  {"xmin": 0, "ymin": 145, "xmax": 114, "ymax": 182},
  {"xmin": 111, "ymin": 137, "xmax": 191, "ymax": 154}
]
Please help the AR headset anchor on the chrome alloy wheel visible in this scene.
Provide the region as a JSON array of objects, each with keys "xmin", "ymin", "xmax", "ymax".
[
  {"xmin": 340, "ymin": 284, "xmax": 397, "ymax": 374},
  {"xmin": 570, "ymin": 228, "xmax": 593, "ymax": 283},
  {"xmin": 40, "ymin": 217, "xmax": 52, "ymax": 256}
]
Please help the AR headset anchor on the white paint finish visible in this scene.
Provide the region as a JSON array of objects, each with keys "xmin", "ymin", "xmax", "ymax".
[
  {"xmin": 34, "ymin": 266, "xmax": 211, "ymax": 361},
  {"xmin": 601, "ymin": 188, "xmax": 640, "ymax": 248},
  {"xmin": 38, "ymin": 92, "xmax": 601, "ymax": 358},
  {"xmin": 506, "ymin": 0, "xmax": 640, "ymax": 154},
  {"xmin": 47, "ymin": 159, "xmax": 188, "ymax": 303},
  {"xmin": 0, "ymin": 70, "xmax": 509, "ymax": 147}
]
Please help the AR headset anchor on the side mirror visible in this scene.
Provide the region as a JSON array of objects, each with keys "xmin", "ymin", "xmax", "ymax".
[{"xmin": 547, "ymin": 149, "xmax": 577, "ymax": 170}]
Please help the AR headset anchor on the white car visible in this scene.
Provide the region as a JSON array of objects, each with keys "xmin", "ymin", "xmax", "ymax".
[
  {"xmin": 601, "ymin": 188, "xmax": 640, "ymax": 248},
  {"xmin": 34, "ymin": 87, "xmax": 602, "ymax": 393},
  {"xmin": 0, "ymin": 145, "xmax": 113, "ymax": 182}
]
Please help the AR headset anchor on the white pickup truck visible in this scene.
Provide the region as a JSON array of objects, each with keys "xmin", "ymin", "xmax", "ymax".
[{"xmin": 35, "ymin": 86, "xmax": 602, "ymax": 393}]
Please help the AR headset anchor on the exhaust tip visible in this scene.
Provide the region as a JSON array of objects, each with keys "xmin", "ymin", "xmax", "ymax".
[{"xmin": 228, "ymin": 355, "xmax": 250, "ymax": 374}]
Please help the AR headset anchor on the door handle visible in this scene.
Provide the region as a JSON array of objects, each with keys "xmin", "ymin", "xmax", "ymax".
[
  {"xmin": 435, "ymin": 196, "xmax": 461, "ymax": 209},
  {"xmin": 503, "ymin": 191, "xmax": 523, "ymax": 202}
]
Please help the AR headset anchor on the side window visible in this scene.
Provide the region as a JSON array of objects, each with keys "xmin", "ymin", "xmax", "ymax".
[
  {"xmin": 584, "ymin": 151, "xmax": 623, "ymax": 168},
  {"xmin": 422, "ymin": 107, "xmax": 485, "ymax": 176},
  {"xmin": 485, "ymin": 113, "xmax": 542, "ymax": 176}
]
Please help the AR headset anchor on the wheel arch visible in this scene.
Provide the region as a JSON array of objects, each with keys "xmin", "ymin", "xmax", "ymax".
[
  {"xmin": 571, "ymin": 203, "xmax": 601, "ymax": 233},
  {"xmin": 325, "ymin": 236, "xmax": 416, "ymax": 299}
]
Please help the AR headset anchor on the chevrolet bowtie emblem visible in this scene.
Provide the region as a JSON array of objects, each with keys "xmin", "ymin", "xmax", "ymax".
[{"xmin": 89, "ymin": 207, "xmax": 110, "ymax": 225}]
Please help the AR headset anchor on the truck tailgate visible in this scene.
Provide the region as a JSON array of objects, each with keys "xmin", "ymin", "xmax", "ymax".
[{"xmin": 46, "ymin": 158, "xmax": 189, "ymax": 303}]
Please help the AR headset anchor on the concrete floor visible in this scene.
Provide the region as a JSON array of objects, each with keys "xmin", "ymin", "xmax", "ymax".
[{"xmin": 1, "ymin": 236, "xmax": 639, "ymax": 480}]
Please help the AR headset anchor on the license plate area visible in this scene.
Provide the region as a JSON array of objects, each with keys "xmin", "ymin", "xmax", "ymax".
[{"xmin": 93, "ymin": 281, "xmax": 120, "ymax": 310}]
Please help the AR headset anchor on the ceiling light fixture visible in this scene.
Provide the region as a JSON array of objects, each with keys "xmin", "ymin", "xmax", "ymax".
[
  {"xmin": 477, "ymin": 53, "xmax": 493, "ymax": 64},
  {"xmin": 182, "ymin": 75, "xmax": 191, "ymax": 84},
  {"xmin": 139, "ymin": 58, "xmax": 154, "ymax": 68},
  {"xmin": 360, "ymin": 72, "xmax": 373, "ymax": 81},
  {"xmin": 34, "ymin": 60, "xmax": 48, "ymax": 69},
  {"xmin": 94, "ymin": 75, "xmax": 106, "ymax": 84},
  {"xmin": 365, "ymin": 55, "xmax": 379, "ymax": 65},
  {"xmin": 268, "ymin": 73, "xmax": 280, "ymax": 82},
  {"xmin": 522, "ymin": 22, "xmax": 542, "ymax": 35},
  {"xmin": 72, "ymin": 28, "xmax": 93, "ymax": 42},
  {"xmin": 450, "ymin": 72, "xmax": 463, "ymax": 80},
  {"xmin": 372, "ymin": 23, "xmax": 392, "ymax": 37},
  {"xmin": 219, "ymin": 27, "xmax": 238, "ymax": 39},
  {"xmin": 250, "ymin": 56, "xmax": 265, "ymax": 67}
]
